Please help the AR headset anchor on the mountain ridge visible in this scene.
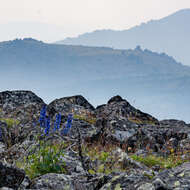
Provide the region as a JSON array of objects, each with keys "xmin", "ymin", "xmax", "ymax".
[{"xmin": 57, "ymin": 9, "xmax": 190, "ymax": 66}]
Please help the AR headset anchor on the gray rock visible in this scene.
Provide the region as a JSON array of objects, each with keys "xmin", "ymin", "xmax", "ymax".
[
  {"xmin": 0, "ymin": 162, "xmax": 25, "ymax": 189},
  {"xmin": 0, "ymin": 90, "xmax": 44, "ymax": 114},
  {"xmin": 154, "ymin": 162, "xmax": 190, "ymax": 189},
  {"xmin": 47, "ymin": 95, "xmax": 95, "ymax": 117},
  {"xmin": 99, "ymin": 173, "xmax": 150, "ymax": 190},
  {"xmin": 137, "ymin": 183, "xmax": 155, "ymax": 190},
  {"xmin": 96, "ymin": 95, "xmax": 158, "ymax": 125},
  {"xmin": 30, "ymin": 173, "xmax": 73, "ymax": 190}
]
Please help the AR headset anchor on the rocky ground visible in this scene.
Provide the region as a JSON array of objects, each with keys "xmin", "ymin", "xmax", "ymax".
[{"xmin": 0, "ymin": 90, "xmax": 190, "ymax": 190}]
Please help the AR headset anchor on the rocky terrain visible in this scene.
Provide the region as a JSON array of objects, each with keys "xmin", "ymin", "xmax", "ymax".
[{"xmin": 0, "ymin": 90, "xmax": 190, "ymax": 190}]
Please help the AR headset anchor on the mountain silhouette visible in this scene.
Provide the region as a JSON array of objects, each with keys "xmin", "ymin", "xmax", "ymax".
[{"xmin": 57, "ymin": 9, "xmax": 190, "ymax": 66}]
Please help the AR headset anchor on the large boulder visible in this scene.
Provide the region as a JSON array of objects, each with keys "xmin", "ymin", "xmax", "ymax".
[
  {"xmin": 96, "ymin": 95, "xmax": 158, "ymax": 125},
  {"xmin": 99, "ymin": 172, "xmax": 151, "ymax": 190},
  {"xmin": 29, "ymin": 173, "xmax": 103, "ymax": 190},
  {"xmin": 0, "ymin": 90, "xmax": 45, "ymax": 120},
  {"xmin": 47, "ymin": 95, "xmax": 95, "ymax": 117},
  {"xmin": 91, "ymin": 97, "xmax": 190, "ymax": 154},
  {"xmin": 30, "ymin": 173, "xmax": 74, "ymax": 190},
  {"xmin": 150, "ymin": 162, "xmax": 190, "ymax": 190},
  {"xmin": 99, "ymin": 162, "xmax": 190, "ymax": 190},
  {"xmin": 0, "ymin": 162, "xmax": 25, "ymax": 189},
  {"xmin": 92, "ymin": 96, "xmax": 190, "ymax": 154},
  {"xmin": 0, "ymin": 90, "xmax": 44, "ymax": 108},
  {"xmin": 0, "ymin": 91, "xmax": 46, "ymax": 160},
  {"xmin": 89, "ymin": 95, "xmax": 158, "ymax": 147}
]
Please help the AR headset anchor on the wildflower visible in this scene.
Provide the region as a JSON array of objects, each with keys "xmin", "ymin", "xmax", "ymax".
[
  {"xmin": 54, "ymin": 113, "xmax": 61, "ymax": 131},
  {"xmin": 170, "ymin": 148, "xmax": 175, "ymax": 154},
  {"xmin": 39, "ymin": 105, "xmax": 47, "ymax": 127},
  {"xmin": 44, "ymin": 117, "xmax": 51, "ymax": 136},
  {"xmin": 62, "ymin": 114, "xmax": 73, "ymax": 135}
]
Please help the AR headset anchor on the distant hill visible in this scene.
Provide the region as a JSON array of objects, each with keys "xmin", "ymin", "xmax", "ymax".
[
  {"xmin": 57, "ymin": 9, "xmax": 190, "ymax": 66},
  {"xmin": 0, "ymin": 38, "xmax": 190, "ymax": 122}
]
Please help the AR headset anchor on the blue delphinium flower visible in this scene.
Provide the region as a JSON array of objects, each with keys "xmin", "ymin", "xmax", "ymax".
[
  {"xmin": 44, "ymin": 117, "xmax": 51, "ymax": 136},
  {"xmin": 62, "ymin": 114, "xmax": 73, "ymax": 135},
  {"xmin": 39, "ymin": 105, "xmax": 47, "ymax": 127},
  {"xmin": 54, "ymin": 113, "xmax": 61, "ymax": 132}
]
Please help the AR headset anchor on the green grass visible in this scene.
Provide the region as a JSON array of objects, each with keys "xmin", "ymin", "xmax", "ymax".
[
  {"xmin": 0, "ymin": 118, "xmax": 20, "ymax": 148},
  {"xmin": 128, "ymin": 116, "xmax": 157, "ymax": 125},
  {"xmin": 0, "ymin": 118, "xmax": 19, "ymax": 128},
  {"xmin": 73, "ymin": 114, "xmax": 96, "ymax": 124},
  {"xmin": 130, "ymin": 154, "xmax": 185, "ymax": 169},
  {"xmin": 81, "ymin": 143, "xmax": 126, "ymax": 175}
]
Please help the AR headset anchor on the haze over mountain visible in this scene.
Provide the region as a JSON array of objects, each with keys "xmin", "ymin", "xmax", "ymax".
[
  {"xmin": 57, "ymin": 9, "xmax": 190, "ymax": 66},
  {"xmin": 0, "ymin": 22, "xmax": 67, "ymax": 43},
  {"xmin": 0, "ymin": 38, "xmax": 190, "ymax": 122}
]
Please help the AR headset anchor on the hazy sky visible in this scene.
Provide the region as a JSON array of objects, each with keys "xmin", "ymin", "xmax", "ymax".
[{"xmin": 0, "ymin": 0, "xmax": 190, "ymax": 42}]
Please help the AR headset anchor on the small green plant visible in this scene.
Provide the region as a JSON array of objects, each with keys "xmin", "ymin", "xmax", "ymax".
[
  {"xmin": 23, "ymin": 141, "xmax": 67, "ymax": 179},
  {"xmin": 130, "ymin": 154, "xmax": 185, "ymax": 169},
  {"xmin": 74, "ymin": 114, "xmax": 96, "ymax": 124},
  {"xmin": 128, "ymin": 116, "xmax": 156, "ymax": 125},
  {"xmin": 0, "ymin": 118, "xmax": 19, "ymax": 128},
  {"xmin": 143, "ymin": 172, "xmax": 155, "ymax": 180},
  {"xmin": 0, "ymin": 118, "xmax": 20, "ymax": 148}
]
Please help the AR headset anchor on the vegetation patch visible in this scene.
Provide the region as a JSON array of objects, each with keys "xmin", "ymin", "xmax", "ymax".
[
  {"xmin": 130, "ymin": 154, "xmax": 186, "ymax": 170},
  {"xmin": 17, "ymin": 141, "xmax": 67, "ymax": 179},
  {"xmin": 128, "ymin": 116, "xmax": 156, "ymax": 125},
  {"xmin": 73, "ymin": 114, "xmax": 96, "ymax": 124},
  {"xmin": 79, "ymin": 142, "xmax": 126, "ymax": 175},
  {"xmin": 0, "ymin": 118, "xmax": 20, "ymax": 128}
]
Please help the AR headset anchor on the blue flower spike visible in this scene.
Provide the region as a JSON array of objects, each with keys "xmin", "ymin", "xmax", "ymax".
[
  {"xmin": 54, "ymin": 113, "xmax": 61, "ymax": 132},
  {"xmin": 39, "ymin": 105, "xmax": 47, "ymax": 128},
  {"xmin": 44, "ymin": 116, "xmax": 51, "ymax": 136}
]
